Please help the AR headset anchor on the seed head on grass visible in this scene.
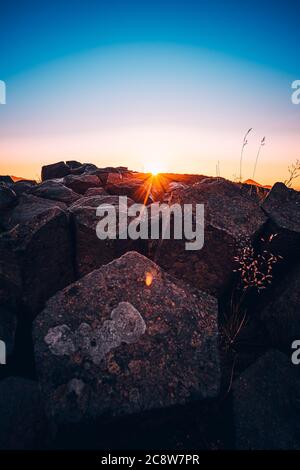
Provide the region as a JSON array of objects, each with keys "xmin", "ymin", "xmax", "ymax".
[
  {"xmin": 239, "ymin": 128, "xmax": 253, "ymax": 182},
  {"xmin": 252, "ymin": 136, "xmax": 266, "ymax": 180},
  {"xmin": 233, "ymin": 234, "xmax": 282, "ymax": 292}
]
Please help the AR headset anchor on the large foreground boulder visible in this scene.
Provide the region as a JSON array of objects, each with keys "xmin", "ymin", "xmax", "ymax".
[
  {"xmin": 0, "ymin": 377, "xmax": 48, "ymax": 449},
  {"xmin": 68, "ymin": 195, "xmax": 141, "ymax": 277},
  {"xmin": 147, "ymin": 178, "xmax": 267, "ymax": 296},
  {"xmin": 33, "ymin": 251, "xmax": 220, "ymax": 427},
  {"xmin": 262, "ymin": 182, "xmax": 300, "ymax": 259},
  {"xmin": 0, "ymin": 195, "xmax": 74, "ymax": 316},
  {"xmin": 41, "ymin": 161, "xmax": 70, "ymax": 181},
  {"xmin": 233, "ymin": 350, "xmax": 300, "ymax": 449}
]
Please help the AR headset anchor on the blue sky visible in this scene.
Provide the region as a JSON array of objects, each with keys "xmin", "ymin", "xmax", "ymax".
[
  {"xmin": 0, "ymin": 1, "xmax": 299, "ymax": 182},
  {"xmin": 1, "ymin": 0, "xmax": 299, "ymax": 78}
]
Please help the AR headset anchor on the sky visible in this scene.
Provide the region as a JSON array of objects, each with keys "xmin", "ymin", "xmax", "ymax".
[{"xmin": 0, "ymin": 0, "xmax": 299, "ymax": 184}]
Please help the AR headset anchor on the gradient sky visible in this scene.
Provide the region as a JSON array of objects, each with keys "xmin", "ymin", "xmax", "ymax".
[{"xmin": 0, "ymin": 0, "xmax": 299, "ymax": 184}]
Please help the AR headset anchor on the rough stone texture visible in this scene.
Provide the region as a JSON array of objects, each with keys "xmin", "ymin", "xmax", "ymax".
[
  {"xmin": 0, "ymin": 306, "xmax": 17, "ymax": 357},
  {"xmin": 0, "ymin": 184, "xmax": 17, "ymax": 211},
  {"xmin": 66, "ymin": 160, "xmax": 82, "ymax": 169},
  {"xmin": 0, "ymin": 377, "xmax": 48, "ymax": 449},
  {"xmin": 41, "ymin": 161, "xmax": 70, "ymax": 181},
  {"xmin": 33, "ymin": 251, "xmax": 220, "ymax": 426},
  {"xmin": 163, "ymin": 173, "xmax": 207, "ymax": 186},
  {"xmin": 0, "ymin": 195, "xmax": 74, "ymax": 316},
  {"xmin": 30, "ymin": 180, "xmax": 81, "ymax": 205},
  {"xmin": 69, "ymin": 163, "xmax": 98, "ymax": 176},
  {"xmin": 233, "ymin": 350, "xmax": 300, "ymax": 450},
  {"xmin": 261, "ymin": 263, "xmax": 300, "ymax": 346},
  {"xmin": 0, "ymin": 175, "xmax": 13, "ymax": 184},
  {"xmin": 262, "ymin": 182, "xmax": 300, "ymax": 259},
  {"xmin": 106, "ymin": 180, "xmax": 149, "ymax": 203},
  {"xmin": 89, "ymin": 167, "xmax": 130, "ymax": 185},
  {"xmin": 84, "ymin": 186, "xmax": 108, "ymax": 197},
  {"xmin": 104, "ymin": 171, "xmax": 167, "ymax": 203},
  {"xmin": 1, "ymin": 194, "xmax": 67, "ymax": 230},
  {"xmin": 147, "ymin": 177, "xmax": 267, "ymax": 296},
  {"xmin": 11, "ymin": 180, "xmax": 37, "ymax": 196},
  {"xmin": 68, "ymin": 195, "xmax": 141, "ymax": 277},
  {"xmin": 63, "ymin": 174, "xmax": 101, "ymax": 194}
]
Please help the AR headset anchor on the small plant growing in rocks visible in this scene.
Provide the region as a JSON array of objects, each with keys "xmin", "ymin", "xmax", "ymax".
[
  {"xmin": 234, "ymin": 234, "xmax": 282, "ymax": 293},
  {"xmin": 222, "ymin": 234, "xmax": 282, "ymax": 350},
  {"xmin": 284, "ymin": 158, "xmax": 300, "ymax": 187}
]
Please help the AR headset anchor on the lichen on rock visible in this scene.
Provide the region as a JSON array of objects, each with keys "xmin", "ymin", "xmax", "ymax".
[{"xmin": 44, "ymin": 302, "xmax": 146, "ymax": 365}]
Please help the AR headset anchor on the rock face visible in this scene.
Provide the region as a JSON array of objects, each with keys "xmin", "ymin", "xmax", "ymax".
[
  {"xmin": 41, "ymin": 161, "xmax": 70, "ymax": 181},
  {"xmin": 63, "ymin": 174, "xmax": 101, "ymax": 194},
  {"xmin": 66, "ymin": 160, "xmax": 82, "ymax": 169},
  {"xmin": 0, "ymin": 307, "xmax": 17, "ymax": 357},
  {"xmin": 70, "ymin": 163, "xmax": 98, "ymax": 175},
  {"xmin": 1, "ymin": 194, "xmax": 67, "ymax": 230},
  {"xmin": 30, "ymin": 180, "xmax": 81, "ymax": 205},
  {"xmin": 262, "ymin": 182, "xmax": 300, "ymax": 259},
  {"xmin": 0, "ymin": 377, "xmax": 48, "ymax": 449},
  {"xmin": 33, "ymin": 251, "xmax": 220, "ymax": 427},
  {"xmin": 261, "ymin": 263, "xmax": 300, "ymax": 345},
  {"xmin": 104, "ymin": 172, "xmax": 167, "ymax": 203},
  {"xmin": 11, "ymin": 180, "xmax": 36, "ymax": 196},
  {"xmin": 106, "ymin": 180, "xmax": 148, "ymax": 203},
  {"xmin": 0, "ymin": 195, "xmax": 74, "ymax": 316},
  {"xmin": 0, "ymin": 184, "xmax": 17, "ymax": 211},
  {"xmin": 233, "ymin": 350, "xmax": 300, "ymax": 450},
  {"xmin": 68, "ymin": 195, "xmax": 141, "ymax": 277},
  {"xmin": 0, "ymin": 175, "xmax": 14, "ymax": 184},
  {"xmin": 147, "ymin": 178, "xmax": 267, "ymax": 296},
  {"xmin": 84, "ymin": 187, "xmax": 108, "ymax": 197}
]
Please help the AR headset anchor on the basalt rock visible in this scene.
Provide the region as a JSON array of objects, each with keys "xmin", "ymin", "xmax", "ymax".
[
  {"xmin": 68, "ymin": 195, "xmax": 140, "ymax": 277},
  {"xmin": 41, "ymin": 161, "xmax": 70, "ymax": 181},
  {"xmin": 0, "ymin": 184, "xmax": 17, "ymax": 211},
  {"xmin": 11, "ymin": 180, "xmax": 37, "ymax": 196},
  {"xmin": 30, "ymin": 180, "xmax": 81, "ymax": 205},
  {"xmin": 261, "ymin": 182, "xmax": 300, "ymax": 260},
  {"xmin": 1, "ymin": 194, "xmax": 67, "ymax": 230},
  {"xmin": 0, "ymin": 175, "xmax": 13, "ymax": 184},
  {"xmin": 0, "ymin": 306, "xmax": 17, "ymax": 358},
  {"xmin": 0, "ymin": 377, "xmax": 48, "ymax": 449},
  {"xmin": 84, "ymin": 187, "xmax": 108, "ymax": 197},
  {"xmin": 69, "ymin": 163, "xmax": 98, "ymax": 175},
  {"xmin": 0, "ymin": 195, "xmax": 74, "ymax": 316},
  {"xmin": 261, "ymin": 263, "xmax": 300, "ymax": 346},
  {"xmin": 66, "ymin": 160, "xmax": 82, "ymax": 169},
  {"xmin": 105, "ymin": 174, "xmax": 165, "ymax": 203},
  {"xmin": 63, "ymin": 174, "xmax": 101, "ymax": 194},
  {"xmin": 33, "ymin": 251, "xmax": 220, "ymax": 428},
  {"xmin": 233, "ymin": 350, "xmax": 300, "ymax": 450},
  {"xmin": 147, "ymin": 177, "xmax": 267, "ymax": 296}
]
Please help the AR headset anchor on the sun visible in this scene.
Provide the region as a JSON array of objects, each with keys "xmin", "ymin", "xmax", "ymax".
[{"xmin": 144, "ymin": 161, "xmax": 165, "ymax": 176}]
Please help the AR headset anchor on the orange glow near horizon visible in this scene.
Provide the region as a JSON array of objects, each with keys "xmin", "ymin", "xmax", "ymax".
[
  {"xmin": 1, "ymin": 126, "xmax": 299, "ymax": 188},
  {"xmin": 1, "ymin": 46, "xmax": 299, "ymax": 188}
]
